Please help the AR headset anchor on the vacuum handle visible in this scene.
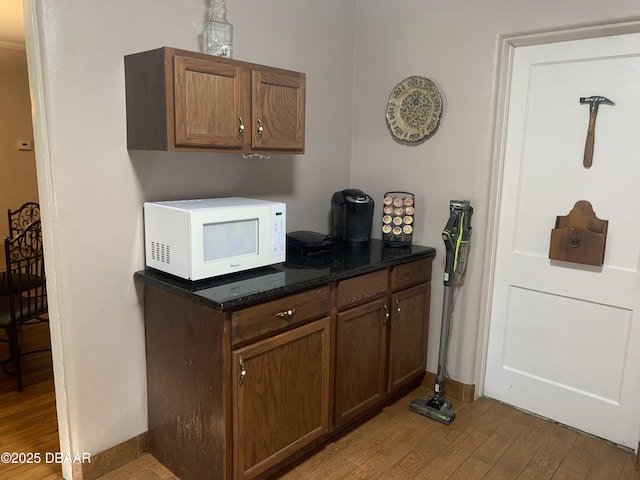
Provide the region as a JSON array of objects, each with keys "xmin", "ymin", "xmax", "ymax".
[{"xmin": 442, "ymin": 212, "xmax": 458, "ymax": 286}]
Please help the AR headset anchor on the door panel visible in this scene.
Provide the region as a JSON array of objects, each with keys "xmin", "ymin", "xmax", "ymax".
[
  {"xmin": 174, "ymin": 55, "xmax": 244, "ymax": 147},
  {"xmin": 388, "ymin": 283, "xmax": 430, "ymax": 392},
  {"xmin": 252, "ymin": 70, "xmax": 305, "ymax": 151},
  {"xmin": 334, "ymin": 299, "xmax": 388, "ymax": 427},
  {"xmin": 485, "ymin": 32, "xmax": 640, "ymax": 448},
  {"xmin": 232, "ymin": 318, "xmax": 330, "ymax": 480},
  {"xmin": 503, "ymin": 286, "xmax": 630, "ymax": 402}
]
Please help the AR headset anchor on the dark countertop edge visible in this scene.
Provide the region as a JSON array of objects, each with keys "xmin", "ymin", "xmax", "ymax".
[{"xmin": 134, "ymin": 246, "xmax": 436, "ymax": 312}]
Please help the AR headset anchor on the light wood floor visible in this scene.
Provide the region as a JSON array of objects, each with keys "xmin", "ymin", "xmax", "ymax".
[
  {"xmin": 2, "ymin": 325, "xmax": 640, "ymax": 479},
  {"xmin": 99, "ymin": 384, "xmax": 640, "ymax": 480}
]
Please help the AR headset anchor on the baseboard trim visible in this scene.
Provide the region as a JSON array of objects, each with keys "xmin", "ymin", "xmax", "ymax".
[
  {"xmin": 73, "ymin": 432, "xmax": 149, "ymax": 480},
  {"xmin": 423, "ymin": 371, "xmax": 475, "ymax": 403}
]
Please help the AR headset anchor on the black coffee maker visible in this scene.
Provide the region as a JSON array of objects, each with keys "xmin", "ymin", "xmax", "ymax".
[{"xmin": 331, "ymin": 189, "xmax": 375, "ymax": 248}]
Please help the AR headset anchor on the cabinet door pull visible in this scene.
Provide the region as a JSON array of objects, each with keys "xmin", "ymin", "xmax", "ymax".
[
  {"xmin": 257, "ymin": 118, "xmax": 264, "ymax": 140},
  {"xmin": 383, "ymin": 303, "xmax": 389, "ymax": 324},
  {"xmin": 395, "ymin": 298, "xmax": 401, "ymax": 314},
  {"xmin": 239, "ymin": 357, "xmax": 246, "ymax": 386},
  {"xmin": 275, "ymin": 308, "xmax": 296, "ymax": 320},
  {"xmin": 238, "ymin": 116, "xmax": 245, "ymax": 138}
]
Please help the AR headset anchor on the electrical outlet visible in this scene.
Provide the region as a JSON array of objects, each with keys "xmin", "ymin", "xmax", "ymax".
[{"xmin": 17, "ymin": 140, "xmax": 33, "ymax": 151}]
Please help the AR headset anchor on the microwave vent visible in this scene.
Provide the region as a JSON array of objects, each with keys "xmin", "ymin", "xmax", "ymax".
[{"xmin": 150, "ymin": 241, "xmax": 170, "ymax": 264}]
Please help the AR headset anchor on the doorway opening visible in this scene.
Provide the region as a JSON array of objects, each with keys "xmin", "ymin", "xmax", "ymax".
[{"xmin": 0, "ymin": 1, "xmax": 60, "ymax": 478}]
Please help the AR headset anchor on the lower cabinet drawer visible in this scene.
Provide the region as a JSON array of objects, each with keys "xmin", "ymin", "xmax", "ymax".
[
  {"xmin": 336, "ymin": 269, "xmax": 388, "ymax": 310},
  {"xmin": 231, "ymin": 285, "xmax": 331, "ymax": 345},
  {"xmin": 390, "ymin": 258, "xmax": 432, "ymax": 291}
]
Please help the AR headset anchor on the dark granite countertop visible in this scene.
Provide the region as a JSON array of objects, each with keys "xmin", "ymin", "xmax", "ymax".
[{"xmin": 134, "ymin": 239, "xmax": 436, "ymax": 312}]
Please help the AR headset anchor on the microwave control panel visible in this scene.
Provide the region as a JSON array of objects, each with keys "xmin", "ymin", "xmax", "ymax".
[{"xmin": 272, "ymin": 203, "xmax": 286, "ymax": 262}]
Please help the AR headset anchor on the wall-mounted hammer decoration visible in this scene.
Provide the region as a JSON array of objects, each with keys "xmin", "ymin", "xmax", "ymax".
[{"xmin": 579, "ymin": 96, "xmax": 614, "ymax": 168}]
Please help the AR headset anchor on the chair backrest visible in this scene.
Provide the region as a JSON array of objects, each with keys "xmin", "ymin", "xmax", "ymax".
[
  {"xmin": 7, "ymin": 202, "xmax": 41, "ymax": 239},
  {"xmin": 4, "ymin": 220, "xmax": 47, "ymax": 323}
]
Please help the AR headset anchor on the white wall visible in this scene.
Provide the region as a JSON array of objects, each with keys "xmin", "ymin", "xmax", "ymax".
[
  {"xmin": 351, "ymin": 0, "xmax": 640, "ymax": 386},
  {"xmin": 0, "ymin": 45, "xmax": 38, "ymax": 266},
  {"xmin": 28, "ymin": 0, "xmax": 356, "ymax": 464}
]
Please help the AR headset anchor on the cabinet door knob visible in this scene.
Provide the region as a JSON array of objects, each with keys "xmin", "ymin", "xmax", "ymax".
[
  {"xmin": 239, "ymin": 357, "xmax": 246, "ymax": 386},
  {"xmin": 257, "ymin": 118, "xmax": 264, "ymax": 140},
  {"xmin": 238, "ymin": 116, "xmax": 245, "ymax": 138},
  {"xmin": 275, "ymin": 308, "xmax": 296, "ymax": 320}
]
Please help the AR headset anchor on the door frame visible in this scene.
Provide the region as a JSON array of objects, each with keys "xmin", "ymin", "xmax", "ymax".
[
  {"xmin": 476, "ymin": 19, "xmax": 640, "ymax": 420},
  {"xmin": 22, "ymin": 1, "xmax": 74, "ymax": 479}
]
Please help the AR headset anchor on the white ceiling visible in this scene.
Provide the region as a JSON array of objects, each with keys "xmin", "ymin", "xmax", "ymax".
[{"xmin": 0, "ymin": 0, "xmax": 25, "ymax": 46}]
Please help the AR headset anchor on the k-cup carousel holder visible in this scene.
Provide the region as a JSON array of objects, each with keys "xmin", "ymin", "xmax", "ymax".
[{"xmin": 382, "ymin": 191, "xmax": 414, "ymax": 247}]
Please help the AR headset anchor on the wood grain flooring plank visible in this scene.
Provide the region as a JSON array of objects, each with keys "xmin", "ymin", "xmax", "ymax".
[
  {"xmin": 472, "ymin": 417, "xmax": 526, "ymax": 465},
  {"xmin": 304, "ymin": 456, "xmax": 359, "ymax": 480},
  {"xmin": 582, "ymin": 442, "xmax": 627, "ymax": 480},
  {"xmin": 552, "ymin": 466, "xmax": 586, "ymax": 480},
  {"xmin": 380, "ymin": 442, "xmax": 449, "ymax": 479},
  {"xmin": 448, "ymin": 455, "xmax": 493, "ymax": 480},
  {"xmin": 478, "ymin": 414, "xmax": 552, "ymax": 480},
  {"xmin": 340, "ymin": 444, "xmax": 407, "ymax": 480},
  {"xmin": 561, "ymin": 434, "xmax": 626, "ymax": 478},
  {"xmin": 292, "ymin": 439, "xmax": 352, "ymax": 478},
  {"xmin": 517, "ymin": 422, "xmax": 580, "ymax": 480},
  {"xmin": 617, "ymin": 455, "xmax": 640, "ymax": 480},
  {"xmin": 415, "ymin": 426, "xmax": 489, "ymax": 479}
]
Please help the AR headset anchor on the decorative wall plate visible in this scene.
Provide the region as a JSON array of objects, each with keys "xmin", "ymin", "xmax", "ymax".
[{"xmin": 386, "ymin": 76, "xmax": 442, "ymax": 142}]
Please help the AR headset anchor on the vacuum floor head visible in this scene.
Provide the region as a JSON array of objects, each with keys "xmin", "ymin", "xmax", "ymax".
[{"xmin": 409, "ymin": 396, "xmax": 456, "ymax": 425}]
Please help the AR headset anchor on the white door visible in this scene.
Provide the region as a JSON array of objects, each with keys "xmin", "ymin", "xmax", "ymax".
[{"xmin": 484, "ymin": 32, "xmax": 640, "ymax": 449}]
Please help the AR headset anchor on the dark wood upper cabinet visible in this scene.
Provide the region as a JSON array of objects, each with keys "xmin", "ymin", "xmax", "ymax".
[{"xmin": 124, "ymin": 47, "xmax": 305, "ymax": 154}]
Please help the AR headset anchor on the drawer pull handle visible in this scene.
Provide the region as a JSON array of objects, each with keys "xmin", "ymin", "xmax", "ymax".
[
  {"xmin": 239, "ymin": 357, "xmax": 246, "ymax": 386},
  {"xmin": 275, "ymin": 308, "xmax": 296, "ymax": 320}
]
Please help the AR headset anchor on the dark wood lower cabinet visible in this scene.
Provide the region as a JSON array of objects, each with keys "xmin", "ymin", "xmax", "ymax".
[
  {"xmin": 333, "ymin": 262, "xmax": 431, "ymax": 430},
  {"xmin": 144, "ymin": 286, "xmax": 229, "ymax": 480},
  {"xmin": 334, "ymin": 299, "xmax": 388, "ymax": 427},
  {"xmin": 388, "ymin": 283, "xmax": 430, "ymax": 392},
  {"xmin": 232, "ymin": 318, "xmax": 330, "ymax": 480},
  {"xmin": 141, "ymin": 257, "xmax": 432, "ymax": 480}
]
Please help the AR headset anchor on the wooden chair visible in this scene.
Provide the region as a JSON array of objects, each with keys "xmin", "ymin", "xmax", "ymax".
[
  {"xmin": 7, "ymin": 202, "xmax": 40, "ymax": 239},
  {"xmin": 0, "ymin": 221, "xmax": 49, "ymax": 392}
]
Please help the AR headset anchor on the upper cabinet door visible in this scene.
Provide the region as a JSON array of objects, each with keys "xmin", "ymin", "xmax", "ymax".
[
  {"xmin": 173, "ymin": 55, "xmax": 245, "ymax": 148},
  {"xmin": 252, "ymin": 70, "xmax": 305, "ymax": 152}
]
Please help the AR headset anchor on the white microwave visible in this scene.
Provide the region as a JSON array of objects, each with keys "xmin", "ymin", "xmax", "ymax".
[{"xmin": 144, "ymin": 197, "xmax": 286, "ymax": 280}]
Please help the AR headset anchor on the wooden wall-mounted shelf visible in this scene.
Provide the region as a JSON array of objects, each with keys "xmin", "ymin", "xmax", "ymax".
[{"xmin": 549, "ymin": 200, "xmax": 608, "ymax": 267}]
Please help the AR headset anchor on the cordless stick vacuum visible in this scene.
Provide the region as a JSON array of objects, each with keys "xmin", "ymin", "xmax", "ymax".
[{"xmin": 410, "ymin": 200, "xmax": 473, "ymax": 425}]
